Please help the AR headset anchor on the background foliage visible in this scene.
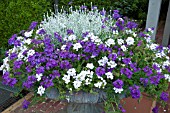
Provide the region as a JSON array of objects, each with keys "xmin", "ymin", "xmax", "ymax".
[{"xmin": 58, "ymin": 0, "xmax": 149, "ymax": 24}]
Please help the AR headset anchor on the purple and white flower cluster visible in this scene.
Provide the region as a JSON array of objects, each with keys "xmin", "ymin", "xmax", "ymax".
[{"xmin": 0, "ymin": 6, "xmax": 170, "ymax": 111}]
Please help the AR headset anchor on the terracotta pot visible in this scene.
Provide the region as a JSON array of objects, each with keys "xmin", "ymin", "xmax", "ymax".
[{"xmin": 120, "ymin": 93, "xmax": 156, "ymax": 113}]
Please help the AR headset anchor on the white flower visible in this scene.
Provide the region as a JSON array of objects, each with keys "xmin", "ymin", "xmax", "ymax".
[
  {"xmin": 113, "ymin": 30, "xmax": 118, "ymax": 35},
  {"xmin": 126, "ymin": 37, "xmax": 134, "ymax": 45},
  {"xmin": 150, "ymin": 44, "xmax": 158, "ymax": 51},
  {"xmin": 86, "ymin": 63, "xmax": 94, "ymax": 69},
  {"xmin": 113, "ymin": 87, "xmax": 123, "ymax": 94},
  {"xmin": 85, "ymin": 78, "xmax": 91, "ymax": 85},
  {"xmin": 121, "ymin": 45, "xmax": 127, "ymax": 51},
  {"xmin": 24, "ymin": 30, "xmax": 33, "ymax": 37},
  {"xmin": 94, "ymin": 82, "xmax": 103, "ymax": 88},
  {"xmin": 17, "ymin": 36, "xmax": 24, "ymax": 40},
  {"xmin": 61, "ymin": 45, "xmax": 66, "ymax": 50},
  {"xmin": 68, "ymin": 34, "xmax": 76, "ymax": 41},
  {"xmin": 117, "ymin": 39, "xmax": 124, "ymax": 45},
  {"xmin": 73, "ymin": 43, "xmax": 82, "ymax": 51},
  {"xmin": 73, "ymin": 80, "xmax": 82, "ymax": 89},
  {"xmin": 18, "ymin": 52, "xmax": 24, "ymax": 60},
  {"xmin": 37, "ymin": 86, "xmax": 45, "ymax": 96},
  {"xmin": 98, "ymin": 56, "xmax": 108, "ymax": 66},
  {"xmin": 162, "ymin": 60, "xmax": 170, "ymax": 69},
  {"xmin": 27, "ymin": 49, "xmax": 35, "ymax": 56},
  {"xmin": 164, "ymin": 74, "xmax": 170, "ymax": 82},
  {"xmin": 105, "ymin": 72, "xmax": 114, "ymax": 80},
  {"xmin": 91, "ymin": 35, "xmax": 99, "ymax": 42},
  {"xmin": 155, "ymin": 53, "xmax": 162, "ymax": 58},
  {"xmin": 24, "ymin": 39, "xmax": 32, "ymax": 45},
  {"xmin": 0, "ymin": 65, "xmax": 3, "ymax": 71},
  {"xmin": 62, "ymin": 75, "xmax": 71, "ymax": 84},
  {"xmin": 133, "ymin": 33, "xmax": 137, "ymax": 37},
  {"xmin": 145, "ymin": 37, "xmax": 152, "ymax": 43},
  {"xmin": 67, "ymin": 68, "xmax": 76, "ymax": 76},
  {"xmin": 105, "ymin": 38, "xmax": 115, "ymax": 47},
  {"xmin": 107, "ymin": 61, "xmax": 117, "ymax": 68},
  {"xmin": 125, "ymin": 30, "xmax": 133, "ymax": 34},
  {"xmin": 82, "ymin": 37, "xmax": 89, "ymax": 42},
  {"xmin": 36, "ymin": 73, "xmax": 43, "ymax": 81},
  {"xmin": 147, "ymin": 28, "xmax": 154, "ymax": 33}
]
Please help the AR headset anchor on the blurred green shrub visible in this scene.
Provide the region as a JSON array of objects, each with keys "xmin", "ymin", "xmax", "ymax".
[
  {"xmin": 0, "ymin": 0, "xmax": 53, "ymax": 49},
  {"xmin": 58, "ymin": 0, "xmax": 149, "ymax": 25}
]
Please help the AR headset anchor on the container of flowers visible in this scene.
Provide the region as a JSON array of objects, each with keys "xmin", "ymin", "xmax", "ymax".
[{"xmin": 0, "ymin": 5, "xmax": 170, "ymax": 113}]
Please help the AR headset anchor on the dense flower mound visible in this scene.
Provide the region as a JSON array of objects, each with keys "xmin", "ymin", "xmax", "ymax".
[{"xmin": 0, "ymin": 6, "xmax": 170, "ymax": 112}]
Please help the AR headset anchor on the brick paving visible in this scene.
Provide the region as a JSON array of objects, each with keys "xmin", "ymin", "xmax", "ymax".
[{"xmin": 11, "ymin": 98, "xmax": 67, "ymax": 113}]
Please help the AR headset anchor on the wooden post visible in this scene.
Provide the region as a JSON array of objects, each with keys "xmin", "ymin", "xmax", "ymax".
[
  {"xmin": 162, "ymin": 1, "xmax": 170, "ymax": 46},
  {"xmin": 146, "ymin": 0, "xmax": 162, "ymax": 40},
  {"xmin": 54, "ymin": 0, "xmax": 58, "ymax": 14}
]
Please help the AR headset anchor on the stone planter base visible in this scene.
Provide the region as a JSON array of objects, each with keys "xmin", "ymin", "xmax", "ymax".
[{"xmin": 58, "ymin": 103, "xmax": 104, "ymax": 113}]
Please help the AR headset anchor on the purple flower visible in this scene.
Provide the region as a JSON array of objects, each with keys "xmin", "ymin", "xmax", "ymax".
[
  {"xmin": 44, "ymin": 44, "xmax": 54, "ymax": 54},
  {"xmin": 23, "ymin": 75, "xmax": 36, "ymax": 89},
  {"xmin": 8, "ymin": 34, "xmax": 17, "ymax": 45},
  {"xmin": 122, "ymin": 58, "xmax": 131, "ymax": 65},
  {"xmin": 29, "ymin": 21, "xmax": 38, "ymax": 30},
  {"xmin": 116, "ymin": 18, "xmax": 125, "ymax": 30},
  {"xmin": 13, "ymin": 60, "xmax": 23, "ymax": 70},
  {"xmin": 92, "ymin": 6, "xmax": 97, "ymax": 10},
  {"xmin": 60, "ymin": 60, "xmax": 71, "ymax": 69},
  {"xmin": 137, "ymin": 40, "xmax": 142, "ymax": 46},
  {"xmin": 118, "ymin": 104, "xmax": 126, "ymax": 112},
  {"xmin": 2, "ymin": 72, "xmax": 18, "ymax": 87},
  {"xmin": 140, "ymin": 78, "xmax": 149, "ymax": 86},
  {"xmin": 96, "ymin": 67, "xmax": 105, "ymax": 76},
  {"xmin": 100, "ymin": 9, "xmax": 106, "ymax": 16},
  {"xmin": 149, "ymin": 75, "xmax": 161, "ymax": 85},
  {"xmin": 40, "ymin": 77, "xmax": 54, "ymax": 88},
  {"xmin": 22, "ymin": 99, "xmax": 30, "ymax": 109},
  {"xmin": 112, "ymin": 10, "xmax": 120, "ymax": 19},
  {"xmin": 160, "ymin": 92, "xmax": 169, "ymax": 102},
  {"xmin": 83, "ymin": 41, "xmax": 96, "ymax": 53},
  {"xmin": 14, "ymin": 40, "xmax": 21, "ymax": 47},
  {"xmin": 51, "ymin": 70, "xmax": 60, "ymax": 78},
  {"xmin": 38, "ymin": 29, "xmax": 46, "ymax": 35},
  {"xmin": 81, "ymin": 5, "xmax": 87, "ymax": 10},
  {"xmin": 129, "ymin": 85, "xmax": 140, "ymax": 99},
  {"xmin": 108, "ymin": 53, "xmax": 117, "ymax": 61},
  {"xmin": 120, "ymin": 68, "xmax": 133, "ymax": 79},
  {"xmin": 36, "ymin": 66, "xmax": 45, "ymax": 74},
  {"xmin": 126, "ymin": 21, "xmax": 138, "ymax": 29},
  {"xmin": 98, "ymin": 44, "xmax": 107, "ymax": 52},
  {"xmin": 82, "ymin": 32, "xmax": 89, "ymax": 38},
  {"xmin": 152, "ymin": 64, "xmax": 160, "ymax": 71},
  {"xmin": 152, "ymin": 106, "xmax": 159, "ymax": 113},
  {"xmin": 113, "ymin": 79, "xmax": 124, "ymax": 89},
  {"xmin": 143, "ymin": 66, "xmax": 153, "ymax": 76},
  {"xmin": 54, "ymin": 32, "xmax": 62, "ymax": 43},
  {"xmin": 10, "ymin": 52, "xmax": 17, "ymax": 60},
  {"xmin": 67, "ymin": 29, "xmax": 74, "ymax": 35},
  {"xmin": 130, "ymin": 51, "xmax": 134, "ymax": 55}
]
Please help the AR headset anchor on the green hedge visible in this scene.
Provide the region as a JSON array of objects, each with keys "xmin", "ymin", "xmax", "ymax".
[
  {"xmin": 58, "ymin": 0, "xmax": 149, "ymax": 23},
  {"xmin": 0, "ymin": 0, "xmax": 53, "ymax": 48}
]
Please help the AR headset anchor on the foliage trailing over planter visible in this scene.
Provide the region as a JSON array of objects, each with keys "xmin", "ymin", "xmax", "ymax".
[
  {"xmin": 58, "ymin": 0, "xmax": 149, "ymax": 24},
  {"xmin": 0, "ymin": 0, "xmax": 53, "ymax": 49},
  {"xmin": 1, "ymin": 5, "xmax": 170, "ymax": 112}
]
